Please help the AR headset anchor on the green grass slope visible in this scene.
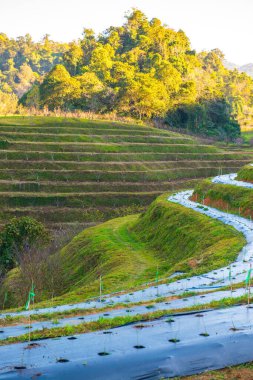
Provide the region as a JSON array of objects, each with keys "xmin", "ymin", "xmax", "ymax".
[
  {"xmin": 0, "ymin": 116, "xmax": 252, "ymax": 235},
  {"xmin": 2, "ymin": 193, "xmax": 245, "ymax": 308},
  {"xmin": 237, "ymin": 164, "xmax": 253, "ymax": 182},
  {"xmin": 193, "ymin": 177, "xmax": 253, "ymax": 219}
]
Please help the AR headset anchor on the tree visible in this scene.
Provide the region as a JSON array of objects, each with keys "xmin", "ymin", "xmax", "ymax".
[
  {"xmin": 0, "ymin": 217, "xmax": 50, "ymax": 272},
  {"xmin": 63, "ymin": 42, "xmax": 83, "ymax": 75},
  {"xmin": 13, "ymin": 63, "xmax": 38, "ymax": 97},
  {"xmin": 76, "ymin": 71, "xmax": 104, "ymax": 111},
  {"xmin": 20, "ymin": 84, "xmax": 40, "ymax": 108},
  {"xmin": 40, "ymin": 64, "xmax": 80, "ymax": 109},
  {"xmin": 89, "ymin": 43, "xmax": 114, "ymax": 81},
  {"xmin": 166, "ymin": 97, "xmax": 240, "ymax": 141},
  {"xmin": 0, "ymin": 91, "xmax": 18, "ymax": 114},
  {"xmin": 120, "ymin": 73, "xmax": 169, "ymax": 118}
]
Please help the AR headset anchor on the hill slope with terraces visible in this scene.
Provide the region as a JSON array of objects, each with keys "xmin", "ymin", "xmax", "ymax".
[{"xmin": 0, "ymin": 116, "xmax": 253, "ymax": 235}]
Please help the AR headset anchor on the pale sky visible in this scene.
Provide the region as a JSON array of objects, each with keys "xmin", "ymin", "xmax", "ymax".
[{"xmin": 0, "ymin": 0, "xmax": 252, "ymax": 65}]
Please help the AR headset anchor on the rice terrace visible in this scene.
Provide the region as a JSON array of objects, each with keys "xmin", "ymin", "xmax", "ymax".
[{"xmin": 1, "ymin": 1, "xmax": 253, "ymax": 379}]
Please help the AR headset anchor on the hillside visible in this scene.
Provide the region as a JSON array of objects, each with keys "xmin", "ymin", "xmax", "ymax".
[
  {"xmin": 192, "ymin": 173, "xmax": 253, "ymax": 219},
  {"xmin": 237, "ymin": 164, "xmax": 253, "ymax": 182},
  {"xmin": 2, "ymin": 192, "xmax": 245, "ymax": 308},
  {"xmin": 0, "ymin": 116, "xmax": 253, "ymax": 236}
]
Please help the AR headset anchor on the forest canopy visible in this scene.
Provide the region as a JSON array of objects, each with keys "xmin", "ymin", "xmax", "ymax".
[{"xmin": 1, "ymin": 9, "xmax": 253, "ymax": 139}]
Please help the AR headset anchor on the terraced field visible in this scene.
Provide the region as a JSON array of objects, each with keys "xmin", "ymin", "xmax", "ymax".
[
  {"xmin": 2, "ymin": 170, "xmax": 253, "ymax": 379},
  {"xmin": 0, "ymin": 116, "xmax": 253, "ymax": 234}
]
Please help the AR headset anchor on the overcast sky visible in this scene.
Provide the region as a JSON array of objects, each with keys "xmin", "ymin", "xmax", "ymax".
[{"xmin": 1, "ymin": 0, "xmax": 252, "ymax": 65}]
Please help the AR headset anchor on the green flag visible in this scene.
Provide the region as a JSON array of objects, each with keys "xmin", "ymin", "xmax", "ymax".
[
  {"xmin": 245, "ymin": 268, "xmax": 252, "ymax": 286},
  {"xmin": 228, "ymin": 266, "xmax": 232, "ymax": 281},
  {"xmin": 25, "ymin": 284, "xmax": 35, "ymax": 311}
]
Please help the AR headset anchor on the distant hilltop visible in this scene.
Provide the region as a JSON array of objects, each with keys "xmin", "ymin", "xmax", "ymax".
[{"xmin": 224, "ymin": 60, "xmax": 253, "ymax": 78}]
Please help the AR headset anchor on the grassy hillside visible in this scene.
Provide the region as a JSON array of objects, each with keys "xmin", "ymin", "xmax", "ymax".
[
  {"xmin": 237, "ymin": 164, "xmax": 253, "ymax": 182},
  {"xmin": 2, "ymin": 193, "xmax": 245, "ymax": 308},
  {"xmin": 193, "ymin": 177, "xmax": 253, "ymax": 219},
  {"xmin": 0, "ymin": 116, "xmax": 252, "ymax": 236}
]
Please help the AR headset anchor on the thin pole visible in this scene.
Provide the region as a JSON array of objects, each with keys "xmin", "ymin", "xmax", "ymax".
[
  {"xmin": 229, "ymin": 266, "xmax": 232, "ymax": 294},
  {"xmin": 32, "ymin": 279, "xmax": 35, "ymax": 309},
  {"xmin": 100, "ymin": 275, "xmax": 102, "ymax": 303},
  {"xmin": 248, "ymin": 264, "xmax": 252, "ymax": 306},
  {"xmin": 156, "ymin": 265, "xmax": 159, "ymax": 297},
  {"xmin": 28, "ymin": 313, "xmax": 31, "ymax": 343}
]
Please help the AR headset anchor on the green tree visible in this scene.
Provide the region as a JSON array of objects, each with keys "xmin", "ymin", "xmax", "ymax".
[
  {"xmin": 40, "ymin": 64, "xmax": 80, "ymax": 109},
  {"xmin": 0, "ymin": 91, "xmax": 18, "ymax": 114},
  {"xmin": 63, "ymin": 42, "xmax": 83, "ymax": 75},
  {"xmin": 120, "ymin": 73, "xmax": 169, "ymax": 118},
  {"xmin": 0, "ymin": 217, "xmax": 50, "ymax": 272}
]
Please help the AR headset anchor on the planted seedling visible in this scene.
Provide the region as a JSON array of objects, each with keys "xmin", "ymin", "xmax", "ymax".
[
  {"xmin": 134, "ymin": 345, "xmax": 145, "ymax": 349},
  {"xmin": 168, "ymin": 338, "xmax": 180, "ymax": 343},
  {"xmin": 166, "ymin": 318, "xmax": 175, "ymax": 323},
  {"xmin": 134, "ymin": 324, "xmax": 145, "ymax": 329},
  {"xmin": 230, "ymin": 319, "xmax": 241, "ymax": 331},
  {"xmin": 14, "ymin": 366, "xmax": 27, "ymax": 370},
  {"xmin": 24, "ymin": 343, "xmax": 40, "ymax": 350},
  {"xmin": 230, "ymin": 326, "xmax": 241, "ymax": 331},
  {"xmin": 199, "ymin": 332, "xmax": 210, "ymax": 337},
  {"xmin": 98, "ymin": 352, "xmax": 110, "ymax": 356},
  {"xmin": 52, "ymin": 319, "xmax": 60, "ymax": 325},
  {"xmin": 57, "ymin": 358, "xmax": 69, "ymax": 363},
  {"xmin": 146, "ymin": 305, "xmax": 155, "ymax": 310}
]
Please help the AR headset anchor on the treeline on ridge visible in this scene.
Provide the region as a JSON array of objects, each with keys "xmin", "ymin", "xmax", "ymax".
[{"xmin": 1, "ymin": 9, "xmax": 253, "ymax": 140}]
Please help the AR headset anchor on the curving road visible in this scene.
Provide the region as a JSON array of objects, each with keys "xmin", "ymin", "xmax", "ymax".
[{"xmin": 1, "ymin": 172, "xmax": 253, "ymax": 379}]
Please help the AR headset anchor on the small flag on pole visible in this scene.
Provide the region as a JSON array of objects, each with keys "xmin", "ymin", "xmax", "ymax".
[
  {"xmin": 245, "ymin": 267, "xmax": 252, "ymax": 286},
  {"xmin": 25, "ymin": 283, "xmax": 35, "ymax": 311},
  {"xmin": 228, "ymin": 266, "xmax": 232, "ymax": 281}
]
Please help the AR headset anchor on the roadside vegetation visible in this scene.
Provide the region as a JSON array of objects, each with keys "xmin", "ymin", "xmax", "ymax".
[
  {"xmin": 237, "ymin": 164, "xmax": 253, "ymax": 182},
  {"xmin": 193, "ymin": 175, "xmax": 253, "ymax": 218}
]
